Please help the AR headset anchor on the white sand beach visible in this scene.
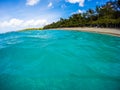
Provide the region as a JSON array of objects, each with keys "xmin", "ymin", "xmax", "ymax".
[{"xmin": 53, "ymin": 27, "xmax": 120, "ymax": 37}]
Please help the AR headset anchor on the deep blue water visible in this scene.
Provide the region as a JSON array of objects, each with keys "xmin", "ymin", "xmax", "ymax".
[{"xmin": 0, "ymin": 30, "xmax": 120, "ymax": 90}]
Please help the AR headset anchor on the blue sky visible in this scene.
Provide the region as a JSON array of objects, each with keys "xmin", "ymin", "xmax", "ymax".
[{"xmin": 0, "ymin": 0, "xmax": 109, "ymax": 33}]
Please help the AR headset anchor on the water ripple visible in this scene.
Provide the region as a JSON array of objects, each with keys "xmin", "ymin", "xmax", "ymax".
[{"xmin": 0, "ymin": 30, "xmax": 120, "ymax": 90}]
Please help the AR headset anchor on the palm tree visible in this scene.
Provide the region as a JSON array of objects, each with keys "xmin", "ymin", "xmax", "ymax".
[{"xmin": 86, "ymin": 9, "xmax": 95, "ymax": 26}]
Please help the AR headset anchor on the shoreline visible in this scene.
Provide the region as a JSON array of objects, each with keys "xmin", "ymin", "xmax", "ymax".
[{"xmin": 50, "ymin": 27, "xmax": 120, "ymax": 37}]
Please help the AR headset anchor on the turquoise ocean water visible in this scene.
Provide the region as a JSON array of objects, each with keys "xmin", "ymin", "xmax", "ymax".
[{"xmin": 0, "ymin": 30, "xmax": 120, "ymax": 90}]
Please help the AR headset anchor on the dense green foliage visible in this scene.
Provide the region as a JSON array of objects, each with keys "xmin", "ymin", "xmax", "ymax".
[{"xmin": 44, "ymin": 0, "xmax": 120, "ymax": 29}]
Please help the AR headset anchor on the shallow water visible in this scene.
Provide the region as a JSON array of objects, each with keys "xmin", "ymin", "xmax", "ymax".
[{"xmin": 0, "ymin": 30, "xmax": 120, "ymax": 90}]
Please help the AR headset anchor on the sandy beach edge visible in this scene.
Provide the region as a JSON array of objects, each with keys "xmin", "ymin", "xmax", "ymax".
[{"xmin": 47, "ymin": 27, "xmax": 120, "ymax": 37}]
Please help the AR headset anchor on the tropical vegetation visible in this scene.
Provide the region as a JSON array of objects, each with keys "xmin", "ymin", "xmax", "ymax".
[{"xmin": 44, "ymin": 0, "xmax": 120, "ymax": 29}]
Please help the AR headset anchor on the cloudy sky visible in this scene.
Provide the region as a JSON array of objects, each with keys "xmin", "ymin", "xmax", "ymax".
[{"xmin": 0, "ymin": 0, "xmax": 109, "ymax": 33}]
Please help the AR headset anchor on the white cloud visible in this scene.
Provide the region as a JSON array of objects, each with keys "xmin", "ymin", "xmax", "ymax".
[
  {"xmin": 0, "ymin": 18, "xmax": 48, "ymax": 33},
  {"xmin": 72, "ymin": 9, "xmax": 84, "ymax": 15},
  {"xmin": 23, "ymin": 19, "xmax": 48, "ymax": 27},
  {"xmin": 78, "ymin": 9, "xmax": 84, "ymax": 13},
  {"xmin": 0, "ymin": 18, "xmax": 24, "ymax": 27},
  {"xmin": 48, "ymin": 2, "xmax": 53, "ymax": 8},
  {"xmin": 66, "ymin": 0, "xmax": 85, "ymax": 7},
  {"xmin": 26, "ymin": 0, "xmax": 40, "ymax": 6}
]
